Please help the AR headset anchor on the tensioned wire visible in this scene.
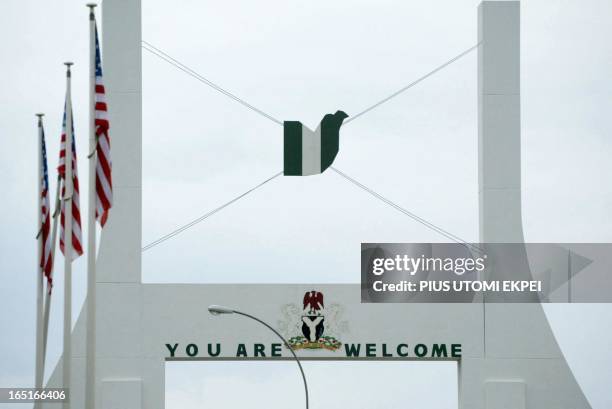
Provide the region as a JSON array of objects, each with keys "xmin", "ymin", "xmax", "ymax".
[
  {"xmin": 141, "ymin": 166, "xmax": 481, "ymax": 253},
  {"xmin": 140, "ymin": 41, "xmax": 481, "ymax": 252},
  {"xmin": 330, "ymin": 167, "xmax": 482, "ymax": 254},
  {"xmin": 141, "ymin": 40, "xmax": 480, "ymax": 127},
  {"xmin": 141, "ymin": 171, "xmax": 283, "ymax": 251},
  {"xmin": 343, "ymin": 42, "xmax": 481, "ymax": 124},
  {"xmin": 142, "ymin": 40, "xmax": 284, "ymax": 125}
]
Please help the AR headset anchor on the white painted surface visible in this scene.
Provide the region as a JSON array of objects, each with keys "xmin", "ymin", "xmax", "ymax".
[
  {"xmin": 97, "ymin": 0, "xmax": 142, "ymax": 284},
  {"xmin": 301, "ymin": 125, "xmax": 322, "ymax": 176},
  {"xmin": 485, "ymin": 381, "xmax": 525, "ymax": 409},
  {"xmin": 101, "ymin": 379, "xmax": 141, "ymax": 409}
]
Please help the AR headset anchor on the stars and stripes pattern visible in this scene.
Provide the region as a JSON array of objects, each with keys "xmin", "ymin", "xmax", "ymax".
[
  {"xmin": 94, "ymin": 23, "xmax": 112, "ymax": 227},
  {"xmin": 39, "ymin": 124, "xmax": 53, "ymax": 290},
  {"xmin": 58, "ymin": 106, "xmax": 84, "ymax": 260}
]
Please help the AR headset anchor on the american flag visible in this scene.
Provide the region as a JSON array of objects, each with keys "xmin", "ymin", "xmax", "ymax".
[
  {"xmin": 39, "ymin": 124, "xmax": 53, "ymax": 290},
  {"xmin": 58, "ymin": 106, "xmax": 84, "ymax": 260},
  {"xmin": 94, "ymin": 24, "xmax": 112, "ymax": 227}
]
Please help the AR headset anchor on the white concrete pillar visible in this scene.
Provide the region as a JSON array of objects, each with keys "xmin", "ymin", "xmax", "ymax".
[
  {"xmin": 474, "ymin": 2, "xmax": 591, "ymax": 408},
  {"xmin": 95, "ymin": 1, "xmax": 145, "ymax": 408},
  {"xmin": 98, "ymin": 0, "xmax": 142, "ymax": 284},
  {"xmin": 478, "ymin": 0, "xmax": 522, "ymax": 244}
]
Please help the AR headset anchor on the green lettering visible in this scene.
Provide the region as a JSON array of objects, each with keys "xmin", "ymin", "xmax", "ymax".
[
  {"xmin": 236, "ymin": 343, "xmax": 248, "ymax": 357},
  {"xmin": 451, "ymin": 344, "xmax": 462, "ymax": 358},
  {"xmin": 165, "ymin": 343, "xmax": 178, "ymax": 358},
  {"xmin": 382, "ymin": 343, "xmax": 393, "ymax": 357},
  {"xmin": 431, "ymin": 344, "xmax": 448, "ymax": 358},
  {"xmin": 366, "ymin": 343, "xmax": 376, "ymax": 357},
  {"xmin": 254, "ymin": 343, "xmax": 266, "ymax": 357},
  {"xmin": 344, "ymin": 344, "xmax": 361, "ymax": 357},
  {"xmin": 414, "ymin": 344, "xmax": 428, "ymax": 358},
  {"xmin": 208, "ymin": 343, "xmax": 221, "ymax": 357},
  {"xmin": 186, "ymin": 343, "xmax": 198, "ymax": 357},
  {"xmin": 271, "ymin": 343, "xmax": 282, "ymax": 357}
]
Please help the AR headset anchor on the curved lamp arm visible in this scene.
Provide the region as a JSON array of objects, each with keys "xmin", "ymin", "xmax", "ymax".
[{"xmin": 208, "ymin": 306, "xmax": 309, "ymax": 409}]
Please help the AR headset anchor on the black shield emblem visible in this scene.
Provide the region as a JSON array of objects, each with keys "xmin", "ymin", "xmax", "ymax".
[{"xmin": 301, "ymin": 316, "xmax": 325, "ymax": 342}]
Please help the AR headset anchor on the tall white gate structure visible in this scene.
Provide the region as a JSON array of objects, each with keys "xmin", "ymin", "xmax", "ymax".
[{"xmin": 42, "ymin": 1, "xmax": 592, "ymax": 408}]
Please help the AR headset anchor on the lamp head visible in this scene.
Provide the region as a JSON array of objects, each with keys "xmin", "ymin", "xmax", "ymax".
[{"xmin": 208, "ymin": 305, "xmax": 235, "ymax": 316}]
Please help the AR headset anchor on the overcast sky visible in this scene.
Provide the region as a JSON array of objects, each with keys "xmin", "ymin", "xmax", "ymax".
[{"xmin": 1, "ymin": 0, "xmax": 611, "ymax": 408}]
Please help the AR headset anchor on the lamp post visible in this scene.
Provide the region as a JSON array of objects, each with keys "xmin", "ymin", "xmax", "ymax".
[{"xmin": 208, "ymin": 305, "xmax": 309, "ymax": 409}]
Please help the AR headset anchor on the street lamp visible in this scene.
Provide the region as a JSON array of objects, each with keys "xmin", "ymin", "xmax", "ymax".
[{"xmin": 208, "ymin": 305, "xmax": 309, "ymax": 409}]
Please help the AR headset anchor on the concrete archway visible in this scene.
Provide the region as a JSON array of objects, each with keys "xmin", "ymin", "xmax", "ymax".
[{"xmin": 42, "ymin": 2, "xmax": 592, "ymax": 408}]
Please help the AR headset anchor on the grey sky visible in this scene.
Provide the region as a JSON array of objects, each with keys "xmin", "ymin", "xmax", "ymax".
[{"xmin": 1, "ymin": 0, "xmax": 611, "ymax": 408}]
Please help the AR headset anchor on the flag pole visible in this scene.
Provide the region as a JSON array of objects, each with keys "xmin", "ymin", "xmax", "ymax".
[
  {"xmin": 85, "ymin": 4, "xmax": 97, "ymax": 409},
  {"xmin": 35, "ymin": 113, "xmax": 45, "ymax": 409},
  {"xmin": 62, "ymin": 61, "xmax": 74, "ymax": 409},
  {"xmin": 42, "ymin": 176, "xmax": 61, "ymax": 365}
]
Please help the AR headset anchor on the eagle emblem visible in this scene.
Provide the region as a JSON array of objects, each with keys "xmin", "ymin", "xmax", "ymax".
[{"xmin": 303, "ymin": 290, "xmax": 324, "ymax": 315}]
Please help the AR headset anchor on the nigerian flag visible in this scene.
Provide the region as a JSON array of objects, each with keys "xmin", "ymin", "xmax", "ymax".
[{"xmin": 284, "ymin": 110, "xmax": 348, "ymax": 176}]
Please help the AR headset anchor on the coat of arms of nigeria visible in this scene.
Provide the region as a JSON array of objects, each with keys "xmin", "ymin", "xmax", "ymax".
[{"xmin": 278, "ymin": 290, "xmax": 348, "ymax": 351}]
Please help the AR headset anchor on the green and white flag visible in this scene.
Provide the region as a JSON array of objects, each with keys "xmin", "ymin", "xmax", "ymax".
[{"xmin": 284, "ymin": 110, "xmax": 348, "ymax": 176}]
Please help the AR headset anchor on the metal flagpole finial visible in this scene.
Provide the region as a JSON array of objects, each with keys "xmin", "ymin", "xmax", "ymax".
[
  {"xmin": 86, "ymin": 3, "xmax": 97, "ymax": 18},
  {"xmin": 64, "ymin": 62, "xmax": 74, "ymax": 76},
  {"xmin": 35, "ymin": 113, "xmax": 44, "ymax": 125}
]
